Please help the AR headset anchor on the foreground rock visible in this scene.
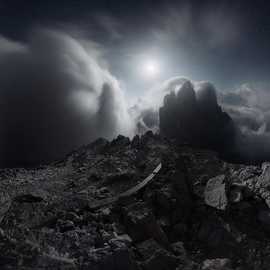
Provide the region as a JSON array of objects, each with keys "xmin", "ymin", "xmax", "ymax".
[
  {"xmin": 204, "ymin": 175, "xmax": 228, "ymax": 210},
  {"xmin": 1, "ymin": 133, "xmax": 270, "ymax": 269}
]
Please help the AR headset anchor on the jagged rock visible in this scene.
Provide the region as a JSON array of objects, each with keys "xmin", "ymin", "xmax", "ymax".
[
  {"xmin": 65, "ymin": 212, "xmax": 81, "ymax": 223},
  {"xmin": 111, "ymin": 135, "xmax": 130, "ymax": 147},
  {"xmin": 87, "ymin": 244, "xmax": 139, "ymax": 270},
  {"xmin": 142, "ymin": 248, "xmax": 179, "ymax": 270},
  {"xmin": 198, "ymin": 216, "xmax": 237, "ymax": 255},
  {"xmin": 155, "ymin": 187, "xmax": 172, "ymax": 213},
  {"xmin": 58, "ymin": 220, "xmax": 75, "ymax": 233},
  {"xmin": 113, "ymin": 234, "xmax": 132, "ymax": 245},
  {"xmin": 2, "ymin": 132, "xmax": 270, "ymax": 269},
  {"xmin": 259, "ymin": 162, "xmax": 270, "ymax": 187},
  {"xmin": 204, "ymin": 175, "xmax": 228, "ymax": 210},
  {"xmin": 159, "ymin": 80, "xmax": 235, "ymax": 152},
  {"xmin": 202, "ymin": 258, "xmax": 233, "ymax": 270},
  {"xmin": 229, "ymin": 186, "xmax": 243, "ymax": 203},
  {"xmin": 171, "ymin": 167, "xmax": 193, "ymax": 223},
  {"xmin": 123, "ymin": 203, "xmax": 169, "ymax": 246},
  {"xmin": 171, "ymin": 241, "xmax": 187, "ymax": 258},
  {"xmin": 0, "ymin": 192, "xmax": 11, "ymax": 223},
  {"xmin": 131, "ymin": 135, "xmax": 140, "ymax": 148},
  {"xmin": 136, "ymin": 238, "xmax": 163, "ymax": 260}
]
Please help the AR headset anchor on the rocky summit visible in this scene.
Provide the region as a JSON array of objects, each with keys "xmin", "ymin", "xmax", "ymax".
[{"xmin": 1, "ymin": 132, "xmax": 270, "ymax": 269}]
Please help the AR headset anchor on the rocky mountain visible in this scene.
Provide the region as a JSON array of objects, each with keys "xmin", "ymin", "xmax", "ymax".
[
  {"xmin": 159, "ymin": 81, "xmax": 236, "ymax": 157},
  {"xmin": 1, "ymin": 132, "xmax": 270, "ymax": 269}
]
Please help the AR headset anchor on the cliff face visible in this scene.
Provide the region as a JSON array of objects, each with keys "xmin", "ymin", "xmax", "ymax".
[
  {"xmin": 159, "ymin": 81, "xmax": 236, "ymax": 153},
  {"xmin": 1, "ymin": 133, "xmax": 270, "ymax": 269}
]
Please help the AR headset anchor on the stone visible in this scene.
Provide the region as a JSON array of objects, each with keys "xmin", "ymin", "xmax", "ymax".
[
  {"xmin": 202, "ymin": 258, "xmax": 233, "ymax": 270},
  {"xmin": 229, "ymin": 187, "xmax": 243, "ymax": 203},
  {"xmin": 131, "ymin": 135, "xmax": 140, "ymax": 148},
  {"xmin": 204, "ymin": 175, "xmax": 228, "ymax": 210},
  {"xmin": 136, "ymin": 238, "xmax": 163, "ymax": 260},
  {"xmin": 259, "ymin": 162, "xmax": 270, "ymax": 187},
  {"xmin": 142, "ymin": 248, "xmax": 179, "ymax": 270},
  {"xmin": 123, "ymin": 203, "xmax": 169, "ymax": 246},
  {"xmin": 111, "ymin": 135, "xmax": 130, "ymax": 147},
  {"xmin": 114, "ymin": 234, "xmax": 133, "ymax": 245},
  {"xmin": 58, "ymin": 220, "xmax": 75, "ymax": 233},
  {"xmin": 0, "ymin": 192, "xmax": 11, "ymax": 223},
  {"xmin": 65, "ymin": 212, "xmax": 81, "ymax": 223},
  {"xmin": 171, "ymin": 168, "xmax": 193, "ymax": 223},
  {"xmin": 198, "ymin": 216, "xmax": 236, "ymax": 255},
  {"xmin": 171, "ymin": 242, "xmax": 187, "ymax": 258},
  {"xmin": 156, "ymin": 187, "xmax": 172, "ymax": 213}
]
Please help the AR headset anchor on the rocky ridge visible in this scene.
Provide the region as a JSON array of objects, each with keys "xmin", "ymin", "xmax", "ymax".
[{"xmin": 1, "ymin": 132, "xmax": 270, "ymax": 269}]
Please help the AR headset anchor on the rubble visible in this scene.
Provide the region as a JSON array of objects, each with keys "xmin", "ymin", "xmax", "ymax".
[
  {"xmin": 202, "ymin": 258, "xmax": 233, "ymax": 270},
  {"xmin": 1, "ymin": 133, "xmax": 270, "ymax": 269}
]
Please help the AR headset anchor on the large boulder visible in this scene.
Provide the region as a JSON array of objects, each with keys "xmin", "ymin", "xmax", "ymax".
[
  {"xmin": 202, "ymin": 258, "xmax": 233, "ymax": 270},
  {"xmin": 204, "ymin": 175, "xmax": 228, "ymax": 210},
  {"xmin": 122, "ymin": 203, "xmax": 169, "ymax": 246}
]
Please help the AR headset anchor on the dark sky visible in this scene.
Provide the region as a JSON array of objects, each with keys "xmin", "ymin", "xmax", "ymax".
[
  {"xmin": 1, "ymin": 0, "xmax": 270, "ymax": 167},
  {"xmin": 1, "ymin": 0, "xmax": 270, "ymax": 92}
]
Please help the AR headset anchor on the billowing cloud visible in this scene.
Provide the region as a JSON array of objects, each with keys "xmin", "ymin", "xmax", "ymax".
[
  {"xmin": 140, "ymin": 77, "xmax": 270, "ymax": 163},
  {"xmin": 0, "ymin": 30, "xmax": 134, "ymax": 167},
  {"xmin": 219, "ymin": 83, "xmax": 270, "ymax": 134}
]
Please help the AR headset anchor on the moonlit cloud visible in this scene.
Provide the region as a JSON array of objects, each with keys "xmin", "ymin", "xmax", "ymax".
[
  {"xmin": 219, "ymin": 83, "xmax": 270, "ymax": 134},
  {"xmin": 0, "ymin": 29, "xmax": 134, "ymax": 167}
]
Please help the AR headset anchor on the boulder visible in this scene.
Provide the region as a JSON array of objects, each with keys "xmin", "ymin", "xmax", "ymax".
[
  {"xmin": 142, "ymin": 248, "xmax": 179, "ymax": 270},
  {"xmin": 259, "ymin": 162, "xmax": 270, "ymax": 187},
  {"xmin": 229, "ymin": 186, "xmax": 243, "ymax": 204},
  {"xmin": 0, "ymin": 192, "xmax": 11, "ymax": 223},
  {"xmin": 204, "ymin": 175, "xmax": 228, "ymax": 210},
  {"xmin": 202, "ymin": 258, "xmax": 233, "ymax": 270},
  {"xmin": 198, "ymin": 216, "xmax": 237, "ymax": 256},
  {"xmin": 123, "ymin": 203, "xmax": 169, "ymax": 246},
  {"xmin": 136, "ymin": 238, "xmax": 164, "ymax": 260}
]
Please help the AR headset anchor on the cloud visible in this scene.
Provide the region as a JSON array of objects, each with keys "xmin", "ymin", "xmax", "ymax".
[
  {"xmin": 219, "ymin": 83, "xmax": 270, "ymax": 134},
  {"xmin": 0, "ymin": 30, "xmax": 134, "ymax": 167},
  {"xmin": 141, "ymin": 77, "xmax": 270, "ymax": 163},
  {"xmin": 149, "ymin": 2, "xmax": 243, "ymax": 49},
  {"xmin": 215, "ymin": 83, "xmax": 270, "ymax": 162}
]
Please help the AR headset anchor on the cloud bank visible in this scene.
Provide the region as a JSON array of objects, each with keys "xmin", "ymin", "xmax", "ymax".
[
  {"xmin": 0, "ymin": 30, "xmax": 134, "ymax": 167},
  {"xmin": 1, "ymin": 29, "xmax": 270, "ymax": 167},
  {"xmin": 140, "ymin": 78, "xmax": 270, "ymax": 163},
  {"xmin": 219, "ymin": 83, "xmax": 270, "ymax": 162}
]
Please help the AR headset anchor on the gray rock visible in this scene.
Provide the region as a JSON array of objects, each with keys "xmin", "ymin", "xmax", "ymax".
[
  {"xmin": 202, "ymin": 258, "xmax": 232, "ymax": 270},
  {"xmin": 136, "ymin": 238, "xmax": 164, "ymax": 260},
  {"xmin": 198, "ymin": 216, "xmax": 237, "ymax": 255},
  {"xmin": 204, "ymin": 175, "xmax": 228, "ymax": 210},
  {"xmin": 142, "ymin": 248, "xmax": 179, "ymax": 270},
  {"xmin": 0, "ymin": 192, "xmax": 11, "ymax": 223},
  {"xmin": 123, "ymin": 203, "xmax": 169, "ymax": 246},
  {"xmin": 229, "ymin": 186, "xmax": 243, "ymax": 204},
  {"xmin": 259, "ymin": 162, "xmax": 270, "ymax": 187}
]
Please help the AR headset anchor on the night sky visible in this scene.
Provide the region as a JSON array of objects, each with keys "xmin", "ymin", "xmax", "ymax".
[
  {"xmin": 1, "ymin": 0, "xmax": 270, "ymax": 90},
  {"xmin": 1, "ymin": 0, "xmax": 270, "ymax": 167}
]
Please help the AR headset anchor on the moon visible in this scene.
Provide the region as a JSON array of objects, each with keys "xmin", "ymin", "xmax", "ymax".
[{"xmin": 142, "ymin": 60, "xmax": 160, "ymax": 78}]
